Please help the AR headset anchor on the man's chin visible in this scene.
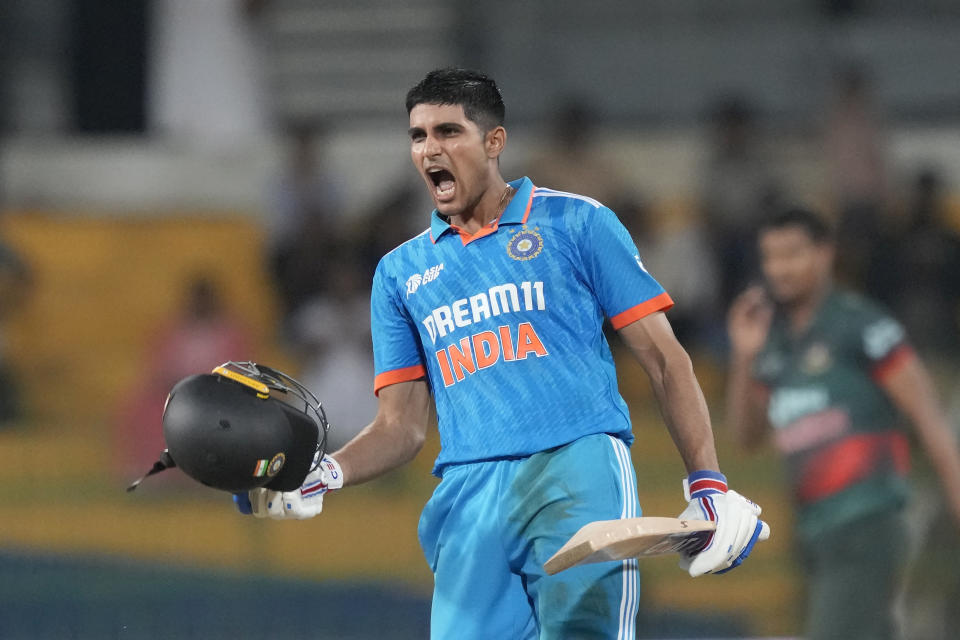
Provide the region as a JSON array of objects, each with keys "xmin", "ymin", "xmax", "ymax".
[
  {"xmin": 434, "ymin": 199, "xmax": 461, "ymax": 217},
  {"xmin": 769, "ymin": 288, "xmax": 800, "ymax": 306}
]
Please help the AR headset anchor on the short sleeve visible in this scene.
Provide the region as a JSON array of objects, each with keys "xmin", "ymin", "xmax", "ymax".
[
  {"xmin": 857, "ymin": 305, "xmax": 912, "ymax": 381},
  {"xmin": 579, "ymin": 206, "xmax": 673, "ymax": 329},
  {"xmin": 371, "ymin": 260, "xmax": 427, "ymax": 395}
]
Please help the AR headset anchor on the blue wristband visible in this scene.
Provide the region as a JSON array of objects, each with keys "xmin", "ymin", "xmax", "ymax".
[{"xmin": 686, "ymin": 470, "xmax": 728, "ymax": 498}]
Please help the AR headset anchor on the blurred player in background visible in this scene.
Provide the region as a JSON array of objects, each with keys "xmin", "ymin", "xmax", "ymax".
[
  {"xmin": 237, "ymin": 68, "xmax": 769, "ymax": 638},
  {"xmin": 726, "ymin": 207, "xmax": 960, "ymax": 640}
]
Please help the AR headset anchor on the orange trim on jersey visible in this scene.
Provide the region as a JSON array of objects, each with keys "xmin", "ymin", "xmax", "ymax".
[
  {"xmin": 439, "ymin": 183, "xmax": 537, "ymax": 246},
  {"xmin": 456, "ymin": 223, "xmax": 499, "ymax": 246},
  {"xmin": 373, "ymin": 364, "xmax": 427, "ymax": 396},
  {"xmin": 609, "ymin": 292, "xmax": 675, "ymax": 330},
  {"xmin": 870, "ymin": 344, "xmax": 914, "ymax": 383}
]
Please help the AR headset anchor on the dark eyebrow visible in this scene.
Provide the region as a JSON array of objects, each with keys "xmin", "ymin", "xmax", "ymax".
[{"xmin": 408, "ymin": 122, "xmax": 464, "ymax": 138}]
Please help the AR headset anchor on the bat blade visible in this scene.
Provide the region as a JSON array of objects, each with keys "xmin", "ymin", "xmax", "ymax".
[{"xmin": 543, "ymin": 517, "xmax": 716, "ymax": 575}]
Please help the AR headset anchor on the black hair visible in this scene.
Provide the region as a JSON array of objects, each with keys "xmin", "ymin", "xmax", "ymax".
[
  {"xmin": 405, "ymin": 68, "xmax": 505, "ymax": 132},
  {"xmin": 759, "ymin": 207, "xmax": 834, "ymax": 244}
]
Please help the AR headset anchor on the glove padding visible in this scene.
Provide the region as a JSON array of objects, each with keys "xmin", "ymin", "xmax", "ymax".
[
  {"xmin": 677, "ymin": 471, "xmax": 770, "ymax": 577},
  {"xmin": 236, "ymin": 455, "xmax": 343, "ymax": 520}
]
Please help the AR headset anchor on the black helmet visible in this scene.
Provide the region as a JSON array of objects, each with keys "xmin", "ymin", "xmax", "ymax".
[{"xmin": 127, "ymin": 361, "xmax": 329, "ymax": 493}]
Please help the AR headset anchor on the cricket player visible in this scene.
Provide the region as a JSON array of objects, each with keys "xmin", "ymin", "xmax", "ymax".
[
  {"xmin": 726, "ymin": 207, "xmax": 960, "ymax": 640},
  {"xmin": 239, "ymin": 68, "xmax": 768, "ymax": 639}
]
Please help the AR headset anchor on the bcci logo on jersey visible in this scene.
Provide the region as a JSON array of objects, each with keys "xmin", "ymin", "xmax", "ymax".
[
  {"xmin": 507, "ymin": 227, "xmax": 543, "ymax": 261},
  {"xmin": 407, "ymin": 263, "xmax": 444, "ymax": 297}
]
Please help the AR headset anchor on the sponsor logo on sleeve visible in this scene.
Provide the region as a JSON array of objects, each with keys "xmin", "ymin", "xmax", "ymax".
[{"xmin": 863, "ymin": 318, "xmax": 904, "ymax": 359}]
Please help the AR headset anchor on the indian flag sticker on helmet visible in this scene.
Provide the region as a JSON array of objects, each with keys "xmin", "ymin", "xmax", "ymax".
[
  {"xmin": 267, "ymin": 452, "xmax": 286, "ymax": 477},
  {"xmin": 253, "ymin": 459, "xmax": 269, "ymax": 477}
]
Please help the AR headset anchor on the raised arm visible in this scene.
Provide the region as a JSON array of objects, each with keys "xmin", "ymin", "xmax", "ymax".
[
  {"xmin": 333, "ymin": 378, "xmax": 433, "ymax": 487},
  {"xmin": 617, "ymin": 311, "xmax": 718, "ymax": 473},
  {"xmin": 725, "ymin": 286, "xmax": 774, "ymax": 450}
]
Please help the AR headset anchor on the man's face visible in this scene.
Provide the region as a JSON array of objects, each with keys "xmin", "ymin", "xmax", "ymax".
[
  {"xmin": 408, "ymin": 103, "xmax": 497, "ymax": 217},
  {"xmin": 759, "ymin": 226, "xmax": 833, "ymax": 305}
]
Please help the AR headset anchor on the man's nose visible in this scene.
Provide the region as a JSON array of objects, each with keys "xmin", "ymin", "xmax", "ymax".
[{"xmin": 424, "ymin": 135, "xmax": 441, "ymax": 157}]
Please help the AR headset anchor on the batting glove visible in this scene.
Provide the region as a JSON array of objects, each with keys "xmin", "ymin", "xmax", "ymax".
[
  {"xmin": 237, "ymin": 454, "xmax": 343, "ymax": 520},
  {"xmin": 676, "ymin": 470, "xmax": 770, "ymax": 577}
]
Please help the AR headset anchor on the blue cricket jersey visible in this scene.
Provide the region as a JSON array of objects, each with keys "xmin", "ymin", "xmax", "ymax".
[{"xmin": 371, "ymin": 176, "xmax": 673, "ymax": 474}]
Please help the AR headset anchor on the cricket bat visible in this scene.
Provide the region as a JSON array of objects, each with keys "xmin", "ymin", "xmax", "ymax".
[{"xmin": 543, "ymin": 517, "xmax": 716, "ymax": 575}]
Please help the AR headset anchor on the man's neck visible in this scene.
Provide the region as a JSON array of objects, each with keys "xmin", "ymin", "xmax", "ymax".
[
  {"xmin": 449, "ymin": 179, "xmax": 513, "ymax": 235},
  {"xmin": 785, "ymin": 283, "xmax": 831, "ymax": 335}
]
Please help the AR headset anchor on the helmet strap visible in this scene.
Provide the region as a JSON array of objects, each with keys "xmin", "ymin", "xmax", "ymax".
[{"xmin": 125, "ymin": 449, "xmax": 176, "ymax": 492}]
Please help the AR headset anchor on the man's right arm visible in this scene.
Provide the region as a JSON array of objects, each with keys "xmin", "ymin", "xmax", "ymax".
[
  {"xmin": 725, "ymin": 286, "xmax": 773, "ymax": 450},
  {"xmin": 725, "ymin": 354, "xmax": 771, "ymax": 450},
  {"xmin": 332, "ymin": 378, "xmax": 433, "ymax": 487}
]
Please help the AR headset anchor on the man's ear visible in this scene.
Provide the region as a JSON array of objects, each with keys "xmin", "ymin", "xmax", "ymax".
[{"xmin": 486, "ymin": 126, "xmax": 507, "ymax": 159}]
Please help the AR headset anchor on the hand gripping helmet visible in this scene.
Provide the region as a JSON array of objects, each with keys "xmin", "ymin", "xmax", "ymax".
[{"xmin": 127, "ymin": 361, "xmax": 329, "ymax": 493}]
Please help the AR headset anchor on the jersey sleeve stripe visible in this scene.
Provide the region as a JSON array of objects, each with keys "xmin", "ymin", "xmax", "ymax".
[
  {"xmin": 870, "ymin": 343, "xmax": 914, "ymax": 382},
  {"xmin": 374, "ymin": 364, "xmax": 427, "ymax": 396},
  {"xmin": 609, "ymin": 292, "xmax": 674, "ymax": 330}
]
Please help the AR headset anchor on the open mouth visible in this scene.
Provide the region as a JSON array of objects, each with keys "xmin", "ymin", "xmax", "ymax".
[{"xmin": 427, "ymin": 168, "xmax": 456, "ymax": 200}]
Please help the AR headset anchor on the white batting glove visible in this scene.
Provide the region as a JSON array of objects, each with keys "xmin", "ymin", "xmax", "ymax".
[
  {"xmin": 249, "ymin": 455, "xmax": 343, "ymax": 520},
  {"xmin": 676, "ymin": 470, "xmax": 770, "ymax": 577}
]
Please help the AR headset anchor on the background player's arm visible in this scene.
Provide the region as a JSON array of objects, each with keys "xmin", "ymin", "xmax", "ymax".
[
  {"xmin": 618, "ymin": 311, "xmax": 719, "ymax": 473},
  {"xmin": 879, "ymin": 354, "xmax": 960, "ymax": 530},
  {"xmin": 725, "ymin": 286, "xmax": 774, "ymax": 449},
  {"xmin": 331, "ymin": 379, "xmax": 432, "ymax": 487}
]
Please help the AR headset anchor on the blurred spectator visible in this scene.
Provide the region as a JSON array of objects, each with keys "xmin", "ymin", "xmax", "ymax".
[
  {"xmin": 116, "ymin": 274, "xmax": 253, "ymax": 480},
  {"xmin": 265, "ymin": 122, "xmax": 344, "ymax": 323},
  {"xmin": 823, "ymin": 63, "xmax": 889, "ymax": 286},
  {"xmin": 149, "ymin": 0, "xmax": 269, "ymax": 147},
  {"xmin": 699, "ymin": 94, "xmax": 779, "ymax": 307},
  {"xmin": 353, "ymin": 178, "xmax": 424, "ymax": 283},
  {"xmin": 869, "ymin": 168, "xmax": 960, "ymax": 358},
  {"xmin": 525, "ymin": 97, "xmax": 626, "ymax": 204},
  {"xmin": 618, "ymin": 196, "xmax": 720, "ymax": 352},
  {"xmin": 288, "ymin": 251, "xmax": 376, "ymax": 450},
  {"xmin": 0, "ymin": 224, "xmax": 31, "ymax": 426}
]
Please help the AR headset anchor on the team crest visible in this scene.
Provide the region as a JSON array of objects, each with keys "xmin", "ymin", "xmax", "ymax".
[
  {"xmin": 266, "ymin": 452, "xmax": 286, "ymax": 477},
  {"xmin": 507, "ymin": 226, "xmax": 544, "ymax": 261},
  {"xmin": 802, "ymin": 342, "xmax": 832, "ymax": 375}
]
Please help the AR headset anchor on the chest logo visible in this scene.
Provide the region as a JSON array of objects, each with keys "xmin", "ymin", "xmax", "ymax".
[
  {"xmin": 406, "ymin": 263, "xmax": 444, "ymax": 297},
  {"xmin": 507, "ymin": 226, "xmax": 544, "ymax": 261},
  {"xmin": 802, "ymin": 342, "xmax": 832, "ymax": 375}
]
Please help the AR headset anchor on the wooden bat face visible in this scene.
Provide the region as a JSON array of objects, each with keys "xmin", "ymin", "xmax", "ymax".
[{"xmin": 543, "ymin": 517, "xmax": 716, "ymax": 575}]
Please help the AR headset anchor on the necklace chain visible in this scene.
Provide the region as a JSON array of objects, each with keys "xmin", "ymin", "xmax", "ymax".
[{"xmin": 492, "ymin": 184, "xmax": 514, "ymax": 224}]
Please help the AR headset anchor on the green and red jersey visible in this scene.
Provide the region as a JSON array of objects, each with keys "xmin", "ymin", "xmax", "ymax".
[{"xmin": 753, "ymin": 289, "xmax": 913, "ymax": 540}]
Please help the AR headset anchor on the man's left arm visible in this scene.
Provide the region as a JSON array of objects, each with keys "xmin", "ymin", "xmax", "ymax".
[
  {"xmin": 618, "ymin": 311, "xmax": 769, "ymax": 576},
  {"xmin": 879, "ymin": 353, "xmax": 960, "ymax": 530},
  {"xmin": 618, "ymin": 311, "xmax": 718, "ymax": 473}
]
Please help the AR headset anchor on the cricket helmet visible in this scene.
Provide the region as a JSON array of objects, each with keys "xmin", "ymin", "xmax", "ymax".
[{"xmin": 127, "ymin": 361, "xmax": 329, "ymax": 493}]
